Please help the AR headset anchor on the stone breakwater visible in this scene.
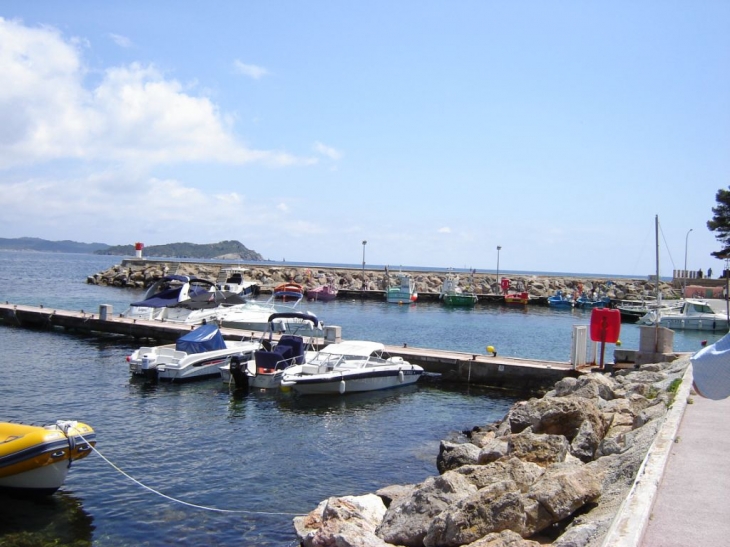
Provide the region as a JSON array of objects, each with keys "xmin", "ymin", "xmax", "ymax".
[
  {"xmin": 87, "ymin": 259, "xmax": 682, "ymax": 301},
  {"xmin": 293, "ymin": 357, "xmax": 690, "ymax": 547}
]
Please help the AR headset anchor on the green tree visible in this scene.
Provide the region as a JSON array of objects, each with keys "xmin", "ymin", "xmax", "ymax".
[{"xmin": 708, "ymin": 186, "xmax": 730, "ymax": 258}]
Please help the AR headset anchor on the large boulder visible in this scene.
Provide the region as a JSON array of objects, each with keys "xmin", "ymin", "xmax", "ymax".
[
  {"xmin": 293, "ymin": 494, "xmax": 392, "ymax": 547},
  {"xmin": 376, "ymin": 471, "xmax": 478, "ymax": 546}
]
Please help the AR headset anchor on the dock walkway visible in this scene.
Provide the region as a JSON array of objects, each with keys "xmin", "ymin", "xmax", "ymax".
[{"xmin": 0, "ymin": 302, "xmax": 577, "ymax": 392}]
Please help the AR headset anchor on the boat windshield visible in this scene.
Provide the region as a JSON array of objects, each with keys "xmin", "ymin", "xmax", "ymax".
[{"xmin": 691, "ymin": 303, "xmax": 715, "ymax": 314}]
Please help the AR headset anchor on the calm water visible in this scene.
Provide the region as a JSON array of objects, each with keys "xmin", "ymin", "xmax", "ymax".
[{"xmin": 0, "ymin": 252, "xmax": 719, "ymax": 546}]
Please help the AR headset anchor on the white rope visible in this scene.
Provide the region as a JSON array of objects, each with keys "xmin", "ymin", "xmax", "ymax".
[{"xmin": 78, "ymin": 434, "xmax": 305, "ymax": 517}]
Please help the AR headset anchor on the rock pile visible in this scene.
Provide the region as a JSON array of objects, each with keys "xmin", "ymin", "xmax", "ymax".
[
  {"xmin": 87, "ymin": 261, "xmax": 681, "ymax": 301},
  {"xmin": 292, "ymin": 357, "xmax": 689, "ymax": 547}
]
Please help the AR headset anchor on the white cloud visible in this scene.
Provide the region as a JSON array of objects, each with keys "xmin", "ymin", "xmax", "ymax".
[
  {"xmin": 0, "ymin": 18, "xmax": 312, "ymax": 170},
  {"xmin": 277, "ymin": 202, "xmax": 290, "ymax": 213},
  {"xmin": 313, "ymin": 141, "xmax": 342, "ymax": 160},
  {"xmin": 438, "ymin": 227, "xmax": 452, "ymax": 233},
  {"xmin": 109, "ymin": 33, "xmax": 132, "ymax": 48},
  {"xmin": 232, "ymin": 60, "xmax": 269, "ymax": 80}
]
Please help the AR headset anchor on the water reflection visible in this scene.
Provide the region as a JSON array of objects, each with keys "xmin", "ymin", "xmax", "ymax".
[{"xmin": 0, "ymin": 491, "xmax": 94, "ymax": 545}]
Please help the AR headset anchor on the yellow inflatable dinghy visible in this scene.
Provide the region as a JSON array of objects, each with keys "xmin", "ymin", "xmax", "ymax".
[{"xmin": 0, "ymin": 420, "xmax": 96, "ymax": 495}]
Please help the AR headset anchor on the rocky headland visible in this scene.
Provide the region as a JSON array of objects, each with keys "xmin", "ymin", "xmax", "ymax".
[
  {"xmin": 87, "ymin": 260, "xmax": 683, "ymax": 302},
  {"xmin": 293, "ymin": 357, "xmax": 690, "ymax": 547}
]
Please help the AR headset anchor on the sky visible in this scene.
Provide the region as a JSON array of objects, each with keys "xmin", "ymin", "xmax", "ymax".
[{"xmin": 0, "ymin": 2, "xmax": 728, "ymax": 277}]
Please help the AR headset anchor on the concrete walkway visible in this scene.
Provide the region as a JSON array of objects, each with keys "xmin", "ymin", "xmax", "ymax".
[{"xmin": 640, "ymin": 382, "xmax": 730, "ymax": 546}]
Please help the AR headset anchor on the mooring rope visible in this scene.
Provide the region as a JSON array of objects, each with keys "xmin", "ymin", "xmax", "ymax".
[{"xmin": 77, "ymin": 433, "xmax": 305, "ymax": 517}]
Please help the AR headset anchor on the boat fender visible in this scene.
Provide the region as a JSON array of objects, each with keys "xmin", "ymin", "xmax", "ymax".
[
  {"xmin": 398, "ymin": 369, "xmax": 404, "ymax": 383},
  {"xmin": 339, "ymin": 379, "xmax": 346, "ymax": 394}
]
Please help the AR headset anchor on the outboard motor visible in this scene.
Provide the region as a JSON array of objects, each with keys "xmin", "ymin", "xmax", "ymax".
[{"xmin": 229, "ymin": 355, "xmax": 249, "ymax": 390}]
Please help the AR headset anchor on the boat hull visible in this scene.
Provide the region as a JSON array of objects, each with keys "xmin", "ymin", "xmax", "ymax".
[
  {"xmin": 386, "ymin": 290, "xmax": 418, "ymax": 304},
  {"xmin": 442, "ymin": 294, "xmax": 477, "ymax": 307},
  {"xmin": 0, "ymin": 421, "xmax": 96, "ymax": 496},
  {"xmin": 283, "ymin": 367, "xmax": 423, "ymax": 395},
  {"xmin": 658, "ymin": 316, "xmax": 729, "ymax": 331}
]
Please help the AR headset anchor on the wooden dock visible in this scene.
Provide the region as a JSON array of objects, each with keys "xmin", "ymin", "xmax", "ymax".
[{"xmin": 0, "ymin": 302, "xmax": 580, "ymax": 393}]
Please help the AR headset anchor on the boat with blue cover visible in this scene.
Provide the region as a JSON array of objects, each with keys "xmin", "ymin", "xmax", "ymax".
[{"xmin": 127, "ymin": 323, "xmax": 261, "ymax": 381}]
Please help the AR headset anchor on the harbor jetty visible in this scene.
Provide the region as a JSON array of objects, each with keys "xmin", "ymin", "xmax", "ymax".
[
  {"xmin": 0, "ymin": 302, "xmax": 577, "ymax": 393},
  {"xmin": 87, "ymin": 258, "xmax": 684, "ymax": 303}
]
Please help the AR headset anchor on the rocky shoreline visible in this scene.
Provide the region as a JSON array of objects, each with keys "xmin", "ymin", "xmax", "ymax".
[
  {"xmin": 87, "ymin": 259, "xmax": 683, "ymax": 302},
  {"xmin": 293, "ymin": 357, "xmax": 690, "ymax": 547}
]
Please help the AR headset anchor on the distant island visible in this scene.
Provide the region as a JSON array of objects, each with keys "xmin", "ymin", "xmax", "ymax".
[{"xmin": 0, "ymin": 237, "xmax": 264, "ymax": 261}]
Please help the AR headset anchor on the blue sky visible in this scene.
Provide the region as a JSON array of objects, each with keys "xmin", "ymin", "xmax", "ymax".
[{"xmin": 1, "ymin": 2, "xmax": 728, "ymax": 277}]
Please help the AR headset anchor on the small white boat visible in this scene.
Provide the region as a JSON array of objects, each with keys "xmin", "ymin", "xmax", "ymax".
[
  {"xmin": 386, "ymin": 272, "xmax": 418, "ymax": 304},
  {"xmin": 0, "ymin": 420, "xmax": 96, "ymax": 496},
  {"xmin": 127, "ymin": 323, "xmax": 261, "ymax": 381},
  {"xmin": 219, "ymin": 289, "xmax": 323, "ymax": 335},
  {"xmin": 220, "ymin": 312, "xmax": 319, "ymax": 390},
  {"xmin": 215, "ymin": 267, "xmax": 258, "ymax": 301},
  {"xmin": 638, "ymin": 298, "xmax": 729, "ymax": 331},
  {"xmin": 614, "ymin": 297, "xmax": 682, "ymax": 323},
  {"xmin": 280, "ymin": 340, "xmax": 423, "ymax": 395}
]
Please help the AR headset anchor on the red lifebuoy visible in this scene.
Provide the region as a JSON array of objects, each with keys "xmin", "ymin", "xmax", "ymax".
[{"xmin": 500, "ymin": 278, "xmax": 510, "ymax": 291}]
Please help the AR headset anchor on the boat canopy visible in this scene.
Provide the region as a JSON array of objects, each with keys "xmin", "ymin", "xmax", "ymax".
[
  {"xmin": 175, "ymin": 324, "xmax": 227, "ymax": 354},
  {"xmin": 320, "ymin": 340, "xmax": 385, "ymax": 357},
  {"xmin": 267, "ymin": 312, "xmax": 320, "ymax": 326}
]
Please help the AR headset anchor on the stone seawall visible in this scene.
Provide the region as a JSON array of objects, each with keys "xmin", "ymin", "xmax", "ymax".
[
  {"xmin": 87, "ymin": 259, "xmax": 683, "ymax": 302},
  {"xmin": 292, "ymin": 357, "xmax": 691, "ymax": 547}
]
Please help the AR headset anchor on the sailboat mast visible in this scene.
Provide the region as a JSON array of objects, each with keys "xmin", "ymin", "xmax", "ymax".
[
  {"xmin": 655, "ymin": 214, "xmax": 660, "ymax": 352},
  {"xmin": 655, "ymin": 214, "xmax": 660, "ymax": 301}
]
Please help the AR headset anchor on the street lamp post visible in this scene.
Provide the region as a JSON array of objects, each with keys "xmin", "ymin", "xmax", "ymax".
[
  {"xmin": 362, "ymin": 240, "xmax": 367, "ymax": 291},
  {"xmin": 684, "ymin": 228, "xmax": 693, "ymax": 295},
  {"xmin": 496, "ymin": 245, "xmax": 502, "ymax": 294}
]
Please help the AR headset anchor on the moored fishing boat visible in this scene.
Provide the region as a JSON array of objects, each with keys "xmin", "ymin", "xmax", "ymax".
[
  {"xmin": 504, "ymin": 291, "xmax": 529, "ymax": 305},
  {"xmin": 386, "ymin": 272, "xmax": 418, "ymax": 304},
  {"xmin": 547, "ymin": 290, "xmax": 574, "ymax": 309},
  {"xmin": 306, "ymin": 282, "xmax": 338, "ymax": 302},
  {"xmin": 0, "ymin": 420, "xmax": 96, "ymax": 496},
  {"xmin": 274, "ymin": 282, "xmax": 305, "ymax": 302},
  {"xmin": 439, "ymin": 273, "xmax": 477, "ymax": 307}
]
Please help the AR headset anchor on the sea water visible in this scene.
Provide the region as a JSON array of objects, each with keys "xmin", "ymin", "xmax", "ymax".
[{"xmin": 0, "ymin": 251, "xmax": 719, "ymax": 546}]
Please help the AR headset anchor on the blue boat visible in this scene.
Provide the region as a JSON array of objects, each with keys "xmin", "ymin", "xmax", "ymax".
[
  {"xmin": 547, "ymin": 290, "xmax": 574, "ymax": 309},
  {"xmin": 575, "ymin": 293, "xmax": 611, "ymax": 309}
]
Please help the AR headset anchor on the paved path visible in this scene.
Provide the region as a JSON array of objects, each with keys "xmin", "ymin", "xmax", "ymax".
[{"xmin": 640, "ymin": 384, "xmax": 730, "ymax": 546}]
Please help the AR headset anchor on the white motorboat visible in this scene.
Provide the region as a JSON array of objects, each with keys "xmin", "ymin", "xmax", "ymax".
[
  {"xmin": 614, "ymin": 297, "xmax": 683, "ymax": 323},
  {"xmin": 127, "ymin": 323, "xmax": 261, "ymax": 381},
  {"xmin": 638, "ymin": 298, "xmax": 729, "ymax": 331},
  {"xmin": 218, "ymin": 289, "xmax": 323, "ymax": 336},
  {"xmin": 280, "ymin": 340, "xmax": 423, "ymax": 395},
  {"xmin": 215, "ymin": 267, "xmax": 258, "ymax": 301},
  {"xmin": 123, "ymin": 275, "xmax": 249, "ymax": 323},
  {"xmin": 220, "ymin": 312, "xmax": 319, "ymax": 390}
]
